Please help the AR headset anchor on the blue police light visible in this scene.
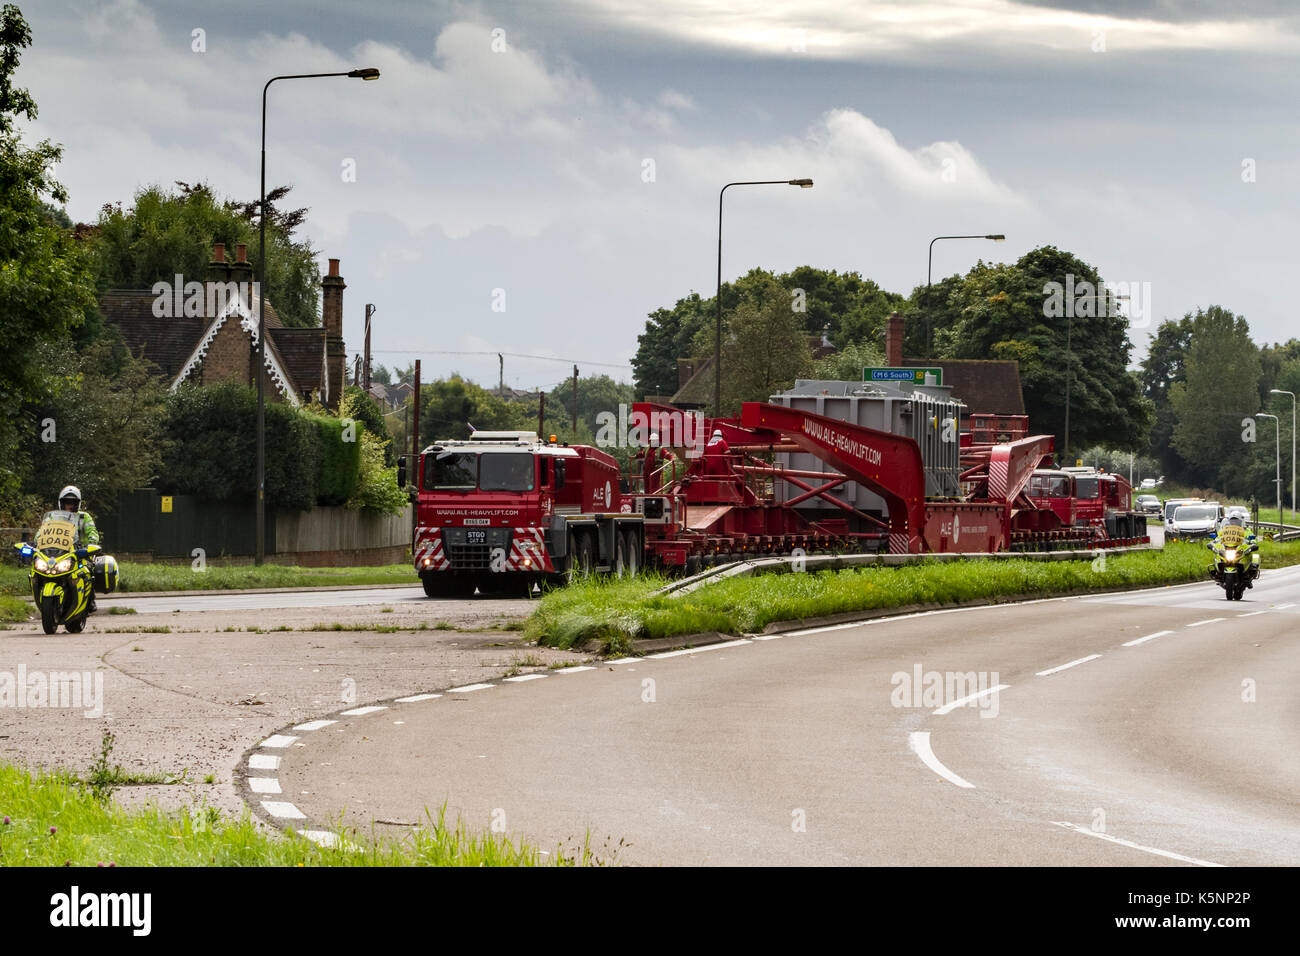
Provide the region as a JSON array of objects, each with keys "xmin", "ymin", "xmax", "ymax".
[{"xmin": 20, "ymin": 545, "xmax": 32, "ymax": 556}]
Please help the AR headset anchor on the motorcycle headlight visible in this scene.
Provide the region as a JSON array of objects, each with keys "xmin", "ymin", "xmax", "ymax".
[
  {"xmin": 1223, "ymin": 549, "xmax": 1238, "ymax": 562},
  {"xmin": 33, "ymin": 556, "xmax": 48, "ymax": 572},
  {"xmin": 54, "ymin": 556, "xmax": 73, "ymax": 574}
]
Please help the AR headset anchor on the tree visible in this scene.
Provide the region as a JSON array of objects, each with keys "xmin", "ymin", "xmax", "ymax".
[
  {"xmin": 1139, "ymin": 316, "xmax": 1194, "ymax": 477},
  {"xmin": 811, "ymin": 340, "xmax": 884, "ymax": 381},
  {"xmin": 0, "ymin": 3, "xmax": 99, "ymax": 519},
  {"xmin": 92, "ymin": 181, "xmax": 322, "ymax": 328},
  {"xmin": 370, "ymin": 364, "xmax": 392, "ymax": 386},
  {"xmin": 692, "ymin": 276, "xmax": 813, "ymax": 408},
  {"xmin": 22, "ymin": 332, "xmax": 168, "ymax": 516},
  {"xmin": 1169, "ymin": 306, "xmax": 1261, "ymax": 488},
  {"xmin": 342, "ymin": 385, "xmax": 395, "ymax": 465},
  {"xmin": 632, "ymin": 292, "xmax": 709, "ymax": 398},
  {"xmin": 416, "ymin": 376, "xmax": 532, "ymax": 443},
  {"xmin": 940, "ymin": 247, "xmax": 1152, "ymax": 455}
]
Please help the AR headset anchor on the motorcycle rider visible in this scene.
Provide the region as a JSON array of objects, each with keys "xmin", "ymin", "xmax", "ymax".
[{"xmin": 52, "ymin": 485, "xmax": 99, "ymax": 611}]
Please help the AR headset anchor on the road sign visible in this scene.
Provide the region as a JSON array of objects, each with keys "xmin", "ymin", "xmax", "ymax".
[
  {"xmin": 161, "ymin": 496, "xmax": 173, "ymax": 514},
  {"xmin": 864, "ymin": 367, "xmax": 943, "ymax": 386}
]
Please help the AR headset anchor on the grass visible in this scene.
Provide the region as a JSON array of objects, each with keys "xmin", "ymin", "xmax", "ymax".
[
  {"xmin": 107, "ymin": 606, "xmax": 137, "ymax": 615},
  {"xmin": 526, "ymin": 540, "xmax": 1300, "ymax": 652},
  {"xmin": 0, "ymin": 595, "xmax": 28, "ymax": 623},
  {"xmin": 0, "ymin": 562, "xmax": 413, "ymax": 598},
  {"xmin": 0, "ymin": 762, "xmax": 605, "ymax": 866}
]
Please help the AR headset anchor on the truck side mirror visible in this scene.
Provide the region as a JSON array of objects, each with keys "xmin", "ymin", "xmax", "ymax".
[
  {"xmin": 397, "ymin": 456, "xmax": 407, "ymax": 489},
  {"xmin": 554, "ymin": 460, "xmax": 566, "ymax": 489}
]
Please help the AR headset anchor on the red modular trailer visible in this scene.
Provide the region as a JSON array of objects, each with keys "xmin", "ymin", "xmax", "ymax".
[{"xmin": 403, "ymin": 402, "xmax": 1149, "ymax": 595}]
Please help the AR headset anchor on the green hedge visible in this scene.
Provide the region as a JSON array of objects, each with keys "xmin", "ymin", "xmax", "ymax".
[
  {"xmin": 311, "ymin": 413, "xmax": 361, "ymax": 506},
  {"xmin": 158, "ymin": 383, "xmax": 319, "ymax": 510}
]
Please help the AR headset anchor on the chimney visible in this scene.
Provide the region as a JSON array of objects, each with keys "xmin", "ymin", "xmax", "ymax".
[
  {"xmin": 321, "ymin": 258, "xmax": 346, "ymax": 411},
  {"xmin": 228, "ymin": 242, "xmax": 253, "ymax": 304},
  {"xmin": 205, "ymin": 242, "xmax": 230, "ymax": 284},
  {"xmin": 885, "ymin": 311, "xmax": 904, "ymax": 368}
]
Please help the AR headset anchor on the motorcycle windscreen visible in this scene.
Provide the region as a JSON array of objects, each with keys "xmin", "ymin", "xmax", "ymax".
[
  {"xmin": 34, "ymin": 512, "xmax": 78, "ymax": 553},
  {"xmin": 1218, "ymin": 525, "xmax": 1245, "ymax": 548}
]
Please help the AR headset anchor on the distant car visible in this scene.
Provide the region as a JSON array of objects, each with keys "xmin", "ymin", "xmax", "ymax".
[
  {"xmin": 1135, "ymin": 494, "xmax": 1162, "ymax": 514},
  {"xmin": 1162, "ymin": 497, "xmax": 1202, "ymax": 525},
  {"xmin": 1168, "ymin": 503, "xmax": 1222, "ymax": 541},
  {"xmin": 1140, "ymin": 478, "xmax": 1158, "ymax": 489}
]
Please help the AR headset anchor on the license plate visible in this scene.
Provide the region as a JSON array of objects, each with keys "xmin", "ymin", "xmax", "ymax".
[
  {"xmin": 467, "ymin": 530, "xmax": 486, "ymax": 544},
  {"xmin": 463, "ymin": 518, "xmax": 490, "ymax": 526}
]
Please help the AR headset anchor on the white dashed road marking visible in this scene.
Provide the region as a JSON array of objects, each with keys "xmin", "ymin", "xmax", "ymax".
[
  {"xmin": 1050, "ymin": 821, "xmax": 1222, "ymax": 867},
  {"xmin": 261, "ymin": 801, "xmax": 306, "ymax": 821},
  {"xmin": 448, "ymin": 683, "xmax": 493, "ymax": 693},
  {"xmin": 258, "ymin": 735, "xmax": 298, "ymax": 749},
  {"xmin": 557, "ymin": 666, "xmax": 595, "ymax": 674},
  {"xmin": 394, "ymin": 693, "xmax": 441, "ymax": 703},
  {"xmin": 932, "ymin": 684, "xmax": 1010, "ymax": 716},
  {"xmin": 248, "ymin": 754, "xmax": 280, "ymax": 771},
  {"xmin": 1185, "ymin": 618, "xmax": 1224, "ymax": 628},
  {"xmin": 503, "ymin": 674, "xmax": 547, "ymax": 682},
  {"xmin": 293, "ymin": 720, "xmax": 337, "ymax": 732},
  {"xmin": 247, "ymin": 777, "xmax": 282, "ymax": 794},
  {"xmin": 1036, "ymin": 654, "xmax": 1102, "ymax": 677},
  {"xmin": 340, "ymin": 705, "xmax": 388, "ymax": 716},
  {"xmin": 1123, "ymin": 630, "xmax": 1173, "ymax": 647}
]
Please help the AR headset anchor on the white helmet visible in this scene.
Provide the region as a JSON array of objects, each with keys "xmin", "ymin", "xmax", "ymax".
[{"xmin": 58, "ymin": 485, "xmax": 82, "ymax": 508}]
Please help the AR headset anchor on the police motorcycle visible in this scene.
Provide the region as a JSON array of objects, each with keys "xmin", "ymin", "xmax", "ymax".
[
  {"xmin": 1206, "ymin": 518, "xmax": 1260, "ymax": 601},
  {"xmin": 12, "ymin": 510, "xmax": 118, "ymax": 634}
]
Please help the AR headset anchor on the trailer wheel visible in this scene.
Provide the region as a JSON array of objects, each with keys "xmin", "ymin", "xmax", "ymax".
[
  {"xmin": 621, "ymin": 528, "xmax": 640, "ymax": 577},
  {"xmin": 566, "ymin": 531, "xmax": 594, "ymax": 582}
]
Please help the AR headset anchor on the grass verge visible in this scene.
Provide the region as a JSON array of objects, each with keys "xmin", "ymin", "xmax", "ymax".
[
  {"xmin": 0, "ymin": 562, "xmax": 413, "ymax": 598},
  {"xmin": 0, "ymin": 762, "xmax": 586, "ymax": 866},
  {"xmin": 527, "ymin": 540, "xmax": 1300, "ymax": 652},
  {"xmin": 0, "ymin": 595, "xmax": 29, "ymax": 623}
]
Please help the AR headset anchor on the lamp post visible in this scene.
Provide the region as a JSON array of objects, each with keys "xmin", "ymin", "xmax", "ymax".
[
  {"xmin": 1270, "ymin": 389, "xmax": 1295, "ymax": 521},
  {"xmin": 1256, "ymin": 412, "xmax": 1282, "ymax": 523},
  {"xmin": 925, "ymin": 234, "xmax": 1004, "ymax": 357},
  {"xmin": 256, "ymin": 67, "xmax": 379, "ymax": 565},
  {"xmin": 1062, "ymin": 290, "xmax": 1128, "ymax": 464},
  {"xmin": 714, "ymin": 178, "xmax": 813, "ymax": 418}
]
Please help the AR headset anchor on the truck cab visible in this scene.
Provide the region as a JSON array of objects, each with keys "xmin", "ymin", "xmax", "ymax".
[{"xmin": 407, "ymin": 431, "xmax": 641, "ymax": 597}]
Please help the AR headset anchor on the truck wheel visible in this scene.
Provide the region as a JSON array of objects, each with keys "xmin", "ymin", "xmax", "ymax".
[
  {"xmin": 621, "ymin": 529, "xmax": 640, "ymax": 577},
  {"xmin": 423, "ymin": 574, "xmax": 474, "ymax": 598},
  {"xmin": 612, "ymin": 533, "xmax": 627, "ymax": 577},
  {"xmin": 40, "ymin": 596, "xmax": 58, "ymax": 635},
  {"xmin": 565, "ymin": 532, "xmax": 594, "ymax": 582}
]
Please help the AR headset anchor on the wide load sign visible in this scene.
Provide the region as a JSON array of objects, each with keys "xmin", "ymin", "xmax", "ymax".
[{"xmin": 34, "ymin": 512, "xmax": 78, "ymax": 552}]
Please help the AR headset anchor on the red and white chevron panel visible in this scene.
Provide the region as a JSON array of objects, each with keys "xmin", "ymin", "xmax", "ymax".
[
  {"xmin": 889, "ymin": 532, "xmax": 910, "ymax": 554},
  {"xmin": 413, "ymin": 526, "xmax": 449, "ymax": 571},
  {"xmin": 509, "ymin": 526, "xmax": 552, "ymax": 572},
  {"xmin": 988, "ymin": 459, "xmax": 1009, "ymax": 500}
]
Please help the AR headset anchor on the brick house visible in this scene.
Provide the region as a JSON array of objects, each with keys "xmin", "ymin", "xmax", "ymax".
[{"xmin": 99, "ymin": 242, "xmax": 348, "ymax": 409}]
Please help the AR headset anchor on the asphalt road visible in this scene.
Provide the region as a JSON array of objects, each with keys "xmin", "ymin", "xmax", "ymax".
[
  {"xmin": 269, "ymin": 561, "xmax": 1300, "ymax": 865},
  {"xmin": 96, "ymin": 585, "xmax": 520, "ymax": 614}
]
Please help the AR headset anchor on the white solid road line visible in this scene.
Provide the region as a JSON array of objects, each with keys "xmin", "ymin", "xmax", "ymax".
[
  {"xmin": 1185, "ymin": 618, "xmax": 1224, "ymax": 628},
  {"xmin": 908, "ymin": 731, "xmax": 976, "ymax": 789},
  {"xmin": 1035, "ymin": 654, "xmax": 1102, "ymax": 677},
  {"xmin": 503, "ymin": 674, "xmax": 547, "ymax": 682},
  {"xmin": 339, "ymin": 705, "xmax": 388, "ymax": 716},
  {"xmin": 448, "ymin": 683, "xmax": 493, "ymax": 693},
  {"xmin": 1238, "ymin": 610, "xmax": 1270, "ymax": 618},
  {"xmin": 1123, "ymin": 630, "xmax": 1174, "ymax": 647},
  {"xmin": 293, "ymin": 719, "xmax": 337, "ymax": 732},
  {"xmin": 647, "ymin": 639, "xmax": 752, "ymax": 659},
  {"xmin": 1275, "ymin": 602, "xmax": 1297, "ymax": 609},
  {"xmin": 394, "ymin": 693, "xmax": 441, "ymax": 703},
  {"xmin": 932, "ymin": 684, "xmax": 1010, "ymax": 716},
  {"xmin": 1050, "ymin": 821, "xmax": 1223, "ymax": 867}
]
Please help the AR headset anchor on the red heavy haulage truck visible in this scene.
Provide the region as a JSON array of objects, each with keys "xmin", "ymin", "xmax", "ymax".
[{"xmin": 399, "ymin": 401, "xmax": 1147, "ymax": 597}]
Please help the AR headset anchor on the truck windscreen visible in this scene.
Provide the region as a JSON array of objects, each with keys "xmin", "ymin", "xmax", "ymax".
[
  {"xmin": 425, "ymin": 452, "xmax": 477, "ymax": 490},
  {"xmin": 479, "ymin": 453, "xmax": 535, "ymax": 492},
  {"xmin": 1074, "ymin": 477, "xmax": 1099, "ymax": 498}
]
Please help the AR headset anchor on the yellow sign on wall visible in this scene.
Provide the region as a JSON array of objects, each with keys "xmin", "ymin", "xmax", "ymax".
[{"xmin": 161, "ymin": 496, "xmax": 173, "ymax": 513}]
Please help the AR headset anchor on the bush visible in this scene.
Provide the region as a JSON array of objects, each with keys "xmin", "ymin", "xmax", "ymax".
[
  {"xmin": 158, "ymin": 383, "xmax": 318, "ymax": 510},
  {"xmin": 310, "ymin": 413, "xmax": 361, "ymax": 506}
]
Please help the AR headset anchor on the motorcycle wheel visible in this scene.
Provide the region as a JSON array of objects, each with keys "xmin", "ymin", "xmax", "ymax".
[
  {"xmin": 66, "ymin": 615, "xmax": 86, "ymax": 634},
  {"xmin": 40, "ymin": 596, "xmax": 59, "ymax": 635}
]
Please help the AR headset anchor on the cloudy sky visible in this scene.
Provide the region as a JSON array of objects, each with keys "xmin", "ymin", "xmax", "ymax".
[{"xmin": 21, "ymin": 0, "xmax": 1300, "ymax": 391}]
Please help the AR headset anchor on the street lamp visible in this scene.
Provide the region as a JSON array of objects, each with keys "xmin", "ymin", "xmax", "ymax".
[
  {"xmin": 1256, "ymin": 412, "xmax": 1282, "ymax": 524},
  {"xmin": 256, "ymin": 68, "xmax": 379, "ymax": 565},
  {"xmin": 1062, "ymin": 290, "xmax": 1128, "ymax": 464},
  {"xmin": 1270, "ymin": 389, "xmax": 1295, "ymax": 521},
  {"xmin": 925, "ymin": 234, "xmax": 1004, "ymax": 357},
  {"xmin": 714, "ymin": 178, "xmax": 814, "ymax": 418}
]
